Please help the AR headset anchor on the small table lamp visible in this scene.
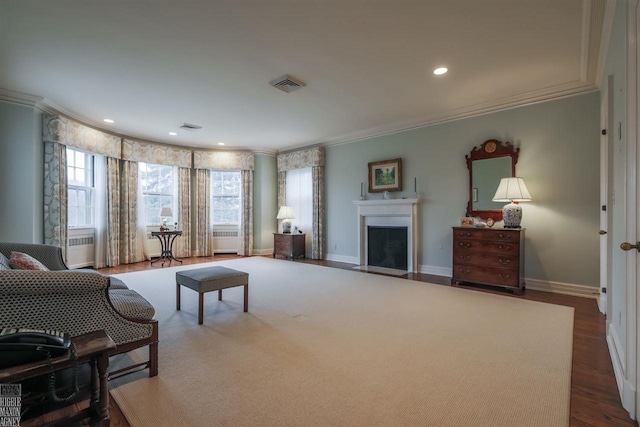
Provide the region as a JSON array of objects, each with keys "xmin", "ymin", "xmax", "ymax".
[
  {"xmin": 277, "ymin": 206, "xmax": 295, "ymax": 234},
  {"xmin": 160, "ymin": 207, "xmax": 173, "ymax": 230},
  {"xmin": 492, "ymin": 177, "xmax": 532, "ymax": 228}
]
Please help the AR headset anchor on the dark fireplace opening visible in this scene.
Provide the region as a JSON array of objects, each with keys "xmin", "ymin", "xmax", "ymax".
[{"xmin": 367, "ymin": 226, "xmax": 408, "ymax": 270}]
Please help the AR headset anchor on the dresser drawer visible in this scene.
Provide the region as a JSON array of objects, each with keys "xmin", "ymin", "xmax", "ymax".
[
  {"xmin": 452, "ymin": 265, "xmax": 519, "ymax": 288},
  {"xmin": 453, "ymin": 228, "xmax": 520, "ymax": 242},
  {"xmin": 454, "ymin": 239, "xmax": 519, "ymax": 255},
  {"xmin": 453, "ymin": 248, "xmax": 519, "ymax": 270}
]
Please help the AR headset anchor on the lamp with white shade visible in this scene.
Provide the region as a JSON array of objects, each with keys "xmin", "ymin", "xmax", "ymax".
[
  {"xmin": 277, "ymin": 206, "xmax": 295, "ymax": 234},
  {"xmin": 160, "ymin": 207, "xmax": 173, "ymax": 230},
  {"xmin": 492, "ymin": 177, "xmax": 532, "ymax": 228}
]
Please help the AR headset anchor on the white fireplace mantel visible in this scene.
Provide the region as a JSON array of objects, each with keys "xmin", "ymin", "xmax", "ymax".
[{"xmin": 353, "ymin": 198, "xmax": 420, "ymax": 273}]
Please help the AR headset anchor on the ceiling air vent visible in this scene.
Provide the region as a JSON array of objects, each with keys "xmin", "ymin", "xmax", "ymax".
[
  {"xmin": 179, "ymin": 123, "xmax": 202, "ymax": 131},
  {"xmin": 269, "ymin": 75, "xmax": 306, "ymax": 93}
]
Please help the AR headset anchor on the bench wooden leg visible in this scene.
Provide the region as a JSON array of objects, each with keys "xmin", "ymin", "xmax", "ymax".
[
  {"xmin": 244, "ymin": 284, "xmax": 248, "ymax": 312},
  {"xmin": 149, "ymin": 341, "xmax": 158, "ymax": 377},
  {"xmin": 198, "ymin": 293, "xmax": 204, "ymax": 325},
  {"xmin": 218, "ymin": 289, "xmax": 222, "ymax": 301},
  {"xmin": 176, "ymin": 284, "xmax": 181, "ymax": 310}
]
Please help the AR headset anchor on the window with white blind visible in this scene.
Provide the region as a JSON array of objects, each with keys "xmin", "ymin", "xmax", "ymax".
[
  {"xmin": 67, "ymin": 147, "xmax": 95, "ymax": 228},
  {"xmin": 211, "ymin": 170, "xmax": 241, "ymax": 225},
  {"xmin": 139, "ymin": 162, "xmax": 175, "ymax": 225},
  {"xmin": 285, "ymin": 167, "xmax": 313, "ymax": 254}
]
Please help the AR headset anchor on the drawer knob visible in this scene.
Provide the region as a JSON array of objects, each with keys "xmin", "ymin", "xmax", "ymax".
[
  {"xmin": 459, "ymin": 232, "xmax": 471, "ymax": 237},
  {"xmin": 498, "ymin": 274, "xmax": 511, "ymax": 280},
  {"xmin": 497, "ymin": 245, "xmax": 511, "ymax": 251},
  {"xmin": 459, "ymin": 242, "xmax": 471, "ymax": 248},
  {"xmin": 498, "ymin": 258, "xmax": 510, "ymax": 265},
  {"xmin": 458, "ymin": 268, "xmax": 470, "ymax": 274},
  {"xmin": 459, "ymin": 255, "xmax": 471, "ymax": 261},
  {"xmin": 498, "ymin": 233, "xmax": 511, "ymax": 240}
]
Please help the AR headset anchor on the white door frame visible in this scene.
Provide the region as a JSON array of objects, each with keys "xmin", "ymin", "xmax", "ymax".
[
  {"xmin": 631, "ymin": 0, "xmax": 640, "ymax": 420},
  {"xmin": 600, "ymin": 78, "xmax": 611, "ymax": 315}
]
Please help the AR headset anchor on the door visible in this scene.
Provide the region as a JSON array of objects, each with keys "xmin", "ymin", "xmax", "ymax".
[{"xmin": 615, "ymin": 0, "xmax": 639, "ymax": 418}]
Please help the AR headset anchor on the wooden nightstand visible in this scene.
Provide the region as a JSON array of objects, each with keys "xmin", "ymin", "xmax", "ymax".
[{"xmin": 273, "ymin": 233, "xmax": 306, "ymax": 260}]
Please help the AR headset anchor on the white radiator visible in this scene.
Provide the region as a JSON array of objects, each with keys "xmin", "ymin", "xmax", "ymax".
[
  {"xmin": 213, "ymin": 228, "xmax": 239, "ymax": 254},
  {"xmin": 67, "ymin": 229, "xmax": 95, "ymax": 268}
]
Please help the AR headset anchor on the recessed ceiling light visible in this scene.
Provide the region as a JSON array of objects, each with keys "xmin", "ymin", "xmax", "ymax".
[
  {"xmin": 103, "ymin": 118, "xmax": 114, "ymax": 123},
  {"xmin": 218, "ymin": 142, "xmax": 225, "ymax": 146},
  {"xmin": 433, "ymin": 67, "xmax": 448, "ymax": 75},
  {"xmin": 168, "ymin": 132, "xmax": 177, "ymax": 136}
]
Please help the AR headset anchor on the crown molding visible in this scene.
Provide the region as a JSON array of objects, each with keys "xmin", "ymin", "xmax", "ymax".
[
  {"xmin": 4, "ymin": 79, "xmax": 598, "ymax": 157},
  {"xmin": 277, "ymin": 80, "xmax": 598, "ymax": 152},
  {"xmin": 0, "ymin": 88, "xmax": 55, "ymax": 114},
  {"xmin": 0, "ymin": 89, "xmax": 278, "ymax": 156}
]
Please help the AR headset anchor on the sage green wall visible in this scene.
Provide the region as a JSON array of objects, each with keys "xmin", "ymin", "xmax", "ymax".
[
  {"xmin": 0, "ymin": 101, "xmax": 44, "ymax": 243},
  {"xmin": 253, "ymin": 153, "xmax": 277, "ymax": 252},
  {"xmin": 326, "ymin": 92, "xmax": 600, "ymax": 287}
]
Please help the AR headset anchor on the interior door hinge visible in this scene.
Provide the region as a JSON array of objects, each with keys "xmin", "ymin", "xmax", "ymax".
[
  {"xmin": 601, "ymin": 287, "xmax": 607, "ymax": 293},
  {"xmin": 602, "ymin": 129, "xmax": 607, "ymax": 135}
]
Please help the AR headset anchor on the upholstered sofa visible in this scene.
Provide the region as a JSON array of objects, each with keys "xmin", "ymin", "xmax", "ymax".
[{"xmin": 0, "ymin": 242, "xmax": 158, "ymax": 378}]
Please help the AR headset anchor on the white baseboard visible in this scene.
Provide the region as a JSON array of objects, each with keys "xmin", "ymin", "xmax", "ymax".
[
  {"xmin": 419, "ymin": 265, "xmax": 452, "ymax": 277},
  {"xmin": 326, "ymin": 259, "xmax": 599, "ymax": 299},
  {"xmin": 598, "ymin": 293, "xmax": 607, "ymax": 314},
  {"xmin": 68, "ymin": 261, "xmax": 94, "ymax": 269},
  {"xmin": 524, "ymin": 278, "xmax": 599, "ymax": 299},
  {"xmin": 607, "ymin": 324, "xmax": 636, "ymax": 415},
  {"xmin": 417, "ymin": 265, "xmax": 598, "ymax": 299},
  {"xmin": 252, "ymin": 248, "xmax": 274, "ymax": 256},
  {"xmin": 326, "ymin": 254, "xmax": 359, "ymax": 264}
]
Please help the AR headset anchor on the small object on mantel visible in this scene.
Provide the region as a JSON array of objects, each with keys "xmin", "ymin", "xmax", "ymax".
[
  {"xmin": 486, "ymin": 218, "xmax": 495, "ymax": 228},
  {"xmin": 383, "ymin": 190, "xmax": 391, "ymax": 200},
  {"xmin": 474, "ymin": 222, "xmax": 487, "ymax": 228}
]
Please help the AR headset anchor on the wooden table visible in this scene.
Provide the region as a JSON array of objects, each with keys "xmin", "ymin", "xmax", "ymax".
[
  {"xmin": 0, "ymin": 330, "xmax": 116, "ymax": 427},
  {"xmin": 151, "ymin": 230, "xmax": 183, "ymax": 267},
  {"xmin": 273, "ymin": 233, "xmax": 306, "ymax": 260}
]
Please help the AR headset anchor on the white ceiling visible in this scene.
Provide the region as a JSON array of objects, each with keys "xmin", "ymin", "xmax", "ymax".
[{"xmin": 0, "ymin": 0, "xmax": 605, "ymax": 153}]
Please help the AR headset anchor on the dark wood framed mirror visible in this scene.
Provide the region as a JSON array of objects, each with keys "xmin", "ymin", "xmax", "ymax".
[{"xmin": 466, "ymin": 139, "xmax": 519, "ymax": 221}]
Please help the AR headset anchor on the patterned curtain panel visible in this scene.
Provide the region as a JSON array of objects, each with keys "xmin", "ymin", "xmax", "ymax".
[
  {"xmin": 43, "ymin": 115, "xmax": 121, "ymax": 158},
  {"xmin": 43, "ymin": 141, "xmax": 68, "ymax": 260},
  {"xmin": 277, "ymin": 146, "xmax": 324, "ymax": 172},
  {"xmin": 119, "ymin": 160, "xmax": 140, "ymax": 264},
  {"xmin": 277, "ymin": 171, "xmax": 287, "ymax": 232},
  {"xmin": 176, "ymin": 168, "xmax": 192, "ymax": 258},
  {"xmin": 106, "ymin": 157, "xmax": 121, "ymax": 266},
  {"xmin": 311, "ymin": 166, "xmax": 325, "ymax": 260},
  {"xmin": 122, "ymin": 139, "xmax": 192, "ymax": 168},
  {"xmin": 193, "ymin": 151, "xmax": 255, "ymax": 170},
  {"xmin": 195, "ymin": 169, "xmax": 212, "ymax": 256},
  {"xmin": 239, "ymin": 170, "xmax": 254, "ymax": 256}
]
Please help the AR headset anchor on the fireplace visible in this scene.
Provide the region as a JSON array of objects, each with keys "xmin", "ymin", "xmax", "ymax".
[
  {"xmin": 367, "ymin": 226, "xmax": 408, "ymax": 270},
  {"xmin": 353, "ymin": 199, "xmax": 420, "ymax": 273}
]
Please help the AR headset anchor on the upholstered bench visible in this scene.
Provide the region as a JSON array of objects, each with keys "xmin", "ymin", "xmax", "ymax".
[{"xmin": 175, "ymin": 266, "xmax": 249, "ymax": 324}]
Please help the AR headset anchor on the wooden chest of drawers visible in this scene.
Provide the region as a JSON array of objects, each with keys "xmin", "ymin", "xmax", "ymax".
[{"xmin": 451, "ymin": 227, "xmax": 525, "ymax": 294}]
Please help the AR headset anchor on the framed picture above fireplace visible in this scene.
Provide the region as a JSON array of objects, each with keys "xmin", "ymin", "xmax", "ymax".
[{"xmin": 368, "ymin": 158, "xmax": 402, "ymax": 193}]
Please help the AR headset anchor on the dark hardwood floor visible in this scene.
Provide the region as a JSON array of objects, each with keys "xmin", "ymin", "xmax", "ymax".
[{"xmin": 93, "ymin": 255, "xmax": 635, "ymax": 427}]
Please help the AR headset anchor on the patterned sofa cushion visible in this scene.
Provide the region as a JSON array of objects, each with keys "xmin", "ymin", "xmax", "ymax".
[
  {"xmin": 109, "ymin": 289, "xmax": 155, "ymax": 320},
  {"xmin": 9, "ymin": 251, "xmax": 49, "ymax": 271},
  {"xmin": 109, "ymin": 276, "xmax": 129, "ymax": 290},
  {"xmin": 0, "ymin": 252, "xmax": 10, "ymax": 270}
]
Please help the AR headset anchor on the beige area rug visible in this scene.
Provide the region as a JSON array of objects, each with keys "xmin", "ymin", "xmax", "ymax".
[{"xmin": 109, "ymin": 257, "xmax": 574, "ymax": 427}]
